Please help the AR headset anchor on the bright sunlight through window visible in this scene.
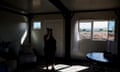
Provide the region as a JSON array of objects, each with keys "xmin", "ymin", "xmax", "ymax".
[
  {"xmin": 59, "ymin": 65, "xmax": 89, "ymax": 72},
  {"xmin": 33, "ymin": 22, "xmax": 41, "ymax": 29},
  {"xmin": 79, "ymin": 20, "xmax": 115, "ymax": 41},
  {"xmin": 42, "ymin": 64, "xmax": 89, "ymax": 72},
  {"xmin": 21, "ymin": 30, "xmax": 28, "ymax": 45}
]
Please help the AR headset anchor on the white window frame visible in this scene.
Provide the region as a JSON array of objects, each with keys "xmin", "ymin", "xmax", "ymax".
[{"xmin": 78, "ymin": 20, "xmax": 115, "ymax": 41}]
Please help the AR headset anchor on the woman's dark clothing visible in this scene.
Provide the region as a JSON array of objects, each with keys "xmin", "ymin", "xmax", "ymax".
[{"xmin": 44, "ymin": 35, "xmax": 56, "ymax": 65}]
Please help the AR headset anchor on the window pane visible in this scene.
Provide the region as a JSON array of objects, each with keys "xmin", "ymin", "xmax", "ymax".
[
  {"xmin": 33, "ymin": 22, "xmax": 41, "ymax": 29},
  {"xmin": 93, "ymin": 21, "xmax": 108, "ymax": 40},
  {"xmin": 79, "ymin": 22, "xmax": 91, "ymax": 40},
  {"xmin": 108, "ymin": 20, "xmax": 115, "ymax": 41}
]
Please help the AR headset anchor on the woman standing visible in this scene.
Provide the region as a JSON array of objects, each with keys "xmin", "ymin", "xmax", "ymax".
[{"xmin": 44, "ymin": 28, "xmax": 56, "ymax": 70}]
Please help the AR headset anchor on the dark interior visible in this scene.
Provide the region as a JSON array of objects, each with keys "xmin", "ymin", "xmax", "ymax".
[{"xmin": 0, "ymin": 0, "xmax": 119, "ymax": 72}]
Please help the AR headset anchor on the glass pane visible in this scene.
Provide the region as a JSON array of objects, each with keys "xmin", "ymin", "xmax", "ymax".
[
  {"xmin": 108, "ymin": 20, "xmax": 115, "ymax": 41},
  {"xmin": 93, "ymin": 21, "xmax": 108, "ymax": 40},
  {"xmin": 79, "ymin": 22, "xmax": 91, "ymax": 40},
  {"xmin": 33, "ymin": 22, "xmax": 41, "ymax": 29}
]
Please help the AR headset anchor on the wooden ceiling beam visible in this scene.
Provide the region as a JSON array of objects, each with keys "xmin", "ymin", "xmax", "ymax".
[{"xmin": 49, "ymin": 0, "xmax": 70, "ymax": 14}]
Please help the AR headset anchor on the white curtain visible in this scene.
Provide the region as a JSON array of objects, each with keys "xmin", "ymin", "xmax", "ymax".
[
  {"xmin": 72, "ymin": 21, "xmax": 80, "ymax": 52},
  {"xmin": 71, "ymin": 13, "xmax": 82, "ymax": 59}
]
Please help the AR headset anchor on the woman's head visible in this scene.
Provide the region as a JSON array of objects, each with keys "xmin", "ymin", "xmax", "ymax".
[{"xmin": 46, "ymin": 28, "xmax": 53, "ymax": 35}]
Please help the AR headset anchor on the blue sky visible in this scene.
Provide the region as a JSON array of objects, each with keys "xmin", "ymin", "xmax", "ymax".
[
  {"xmin": 33, "ymin": 22, "xmax": 41, "ymax": 29},
  {"xmin": 108, "ymin": 21, "xmax": 115, "ymax": 30}
]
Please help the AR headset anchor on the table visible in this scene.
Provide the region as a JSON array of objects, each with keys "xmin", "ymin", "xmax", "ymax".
[
  {"xmin": 86, "ymin": 52, "xmax": 110, "ymax": 72},
  {"xmin": 86, "ymin": 52, "xmax": 109, "ymax": 63}
]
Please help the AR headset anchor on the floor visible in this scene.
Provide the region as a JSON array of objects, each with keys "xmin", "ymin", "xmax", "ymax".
[{"xmin": 15, "ymin": 57, "xmax": 118, "ymax": 72}]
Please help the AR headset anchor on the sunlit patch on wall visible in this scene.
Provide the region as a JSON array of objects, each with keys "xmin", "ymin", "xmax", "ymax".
[{"xmin": 21, "ymin": 29, "xmax": 28, "ymax": 45}]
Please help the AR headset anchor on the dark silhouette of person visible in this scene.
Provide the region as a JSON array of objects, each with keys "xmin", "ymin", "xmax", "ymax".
[{"xmin": 44, "ymin": 28, "xmax": 56, "ymax": 71}]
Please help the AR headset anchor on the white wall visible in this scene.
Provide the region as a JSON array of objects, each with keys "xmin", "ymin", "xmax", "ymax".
[
  {"xmin": 32, "ymin": 12, "xmax": 118, "ymax": 59},
  {"xmin": 0, "ymin": 10, "xmax": 118, "ymax": 60},
  {"xmin": 31, "ymin": 14, "xmax": 65, "ymax": 57}
]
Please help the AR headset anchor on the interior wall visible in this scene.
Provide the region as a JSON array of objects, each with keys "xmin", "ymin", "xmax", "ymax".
[
  {"xmin": 71, "ymin": 11, "xmax": 118, "ymax": 59},
  {"xmin": 0, "ymin": 10, "xmax": 118, "ymax": 60},
  {"xmin": 0, "ymin": 11, "xmax": 28, "ymax": 54},
  {"xmin": 31, "ymin": 14, "xmax": 65, "ymax": 57}
]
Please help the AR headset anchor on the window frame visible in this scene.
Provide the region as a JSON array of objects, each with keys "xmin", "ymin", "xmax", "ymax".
[{"xmin": 78, "ymin": 19, "xmax": 115, "ymax": 41}]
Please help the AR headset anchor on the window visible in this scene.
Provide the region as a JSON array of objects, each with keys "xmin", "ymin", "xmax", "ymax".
[
  {"xmin": 79, "ymin": 20, "xmax": 115, "ymax": 41},
  {"xmin": 33, "ymin": 21, "xmax": 41, "ymax": 29},
  {"xmin": 108, "ymin": 20, "xmax": 115, "ymax": 41},
  {"xmin": 79, "ymin": 21, "xmax": 91, "ymax": 39},
  {"xmin": 93, "ymin": 21, "xmax": 108, "ymax": 40}
]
